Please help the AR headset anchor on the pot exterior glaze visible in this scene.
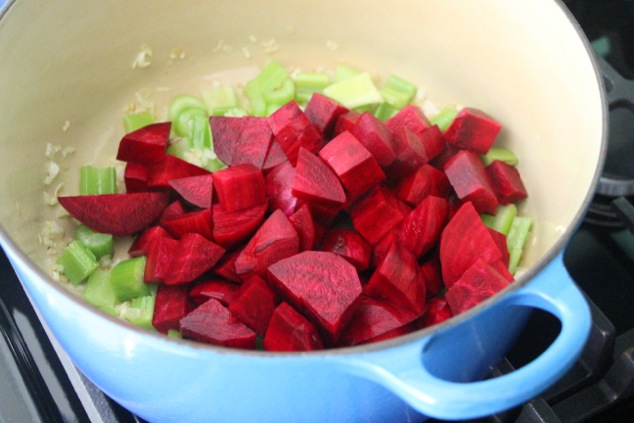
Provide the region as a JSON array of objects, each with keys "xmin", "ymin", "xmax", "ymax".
[{"xmin": 0, "ymin": 0, "xmax": 605, "ymax": 422}]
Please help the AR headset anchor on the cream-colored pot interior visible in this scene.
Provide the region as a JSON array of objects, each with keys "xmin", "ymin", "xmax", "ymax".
[{"xmin": 0, "ymin": 1, "xmax": 603, "ymax": 287}]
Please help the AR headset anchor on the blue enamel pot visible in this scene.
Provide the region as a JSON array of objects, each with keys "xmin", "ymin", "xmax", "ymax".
[{"xmin": 0, "ymin": 0, "xmax": 606, "ymax": 422}]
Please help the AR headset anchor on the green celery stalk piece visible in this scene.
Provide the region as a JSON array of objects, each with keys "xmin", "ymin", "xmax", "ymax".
[
  {"xmin": 167, "ymin": 329, "xmax": 182, "ymax": 339},
  {"xmin": 507, "ymin": 216, "xmax": 532, "ymax": 275},
  {"xmin": 481, "ymin": 147, "xmax": 519, "ymax": 166},
  {"xmin": 190, "ymin": 115, "xmax": 212, "ymax": 149},
  {"xmin": 481, "ymin": 204, "xmax": 518, "ymax": 236},
  {"xmin": 123, "ymin": 111, "xmax": 155, "ymax": 133},
  {"xmin": 57, "ymin": 240, "xmax": 98, "ymax": 285},
  {"xmin": 83, "ymin": 268, "xmax": 118, "ymax": 316},
  {"xmin": 323, "ymin": 72, "xmax": 383, "ymax": 109},
  {"xmin": 75, "ymin": 224, "xmax": 114, "ymax": 260},
  {"xmin": 373, "ymin": 102, "xmax": 399, "ymax": 121},
  {"xmin": 379, "ymin": 74, "xmax": 417, "ymax": 109},
  {"xmin": 174, "ymin": 107, "xmax": 207, "ymax": 139},
  {"xmin": 166, "ymin": 137, "xmax": 193, "ymax": 160},
  {"xmin": 122, "ymin": 284, "xmax": 157, "ymax": 330},
  {"xmin": 80, "ymin": 165, "xmax": 117, "ymax": 195},
  {"xmin": 429, "ymin": 106, "xmax": 459, "ymax": 132},
  {"xmin": 332, "ymin": 65, "xmax": 360, "ymax": 83},
  {"xmin": 168, "ymin": 94, "xmax": 207, "ymax": 138},
  {"xmin": 201, "ymin": 85, "xmax": 240, "ymax": 116},
  {"xmin": 244, "ymin": 61, "xmax": 290, "ymax": 117},
  {"xmin": 262, "ymin": 77, "xmax": 296, "ymax": 108},
  {"xmin": 111, "ymin": 256, "xmax": 149, "ymax": 302},
  {"xmin": 294, "ymin": 72, "xmax": 330, "ymax": 104}
]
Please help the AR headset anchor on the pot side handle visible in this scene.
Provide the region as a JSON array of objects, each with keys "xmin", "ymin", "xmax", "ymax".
[{"xmin": 339, "ymin": 252, "xmax": 591, "ymax": 420}]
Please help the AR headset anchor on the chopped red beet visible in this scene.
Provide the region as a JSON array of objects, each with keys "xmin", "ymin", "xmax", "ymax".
[
  {"xmin": 318, "ymin": 228, "xmax": 372, "ymax": 272},
  {"xmin": 116, "ymin": 122, "xmax": 171, "ymax": 165},
  {"xmin": 318, "ymin": 131, "xmax": 386, "ymax": 199},
  {"xmin": 211, "ymin": 247, "xmax": 243, "ymax": 283},
  {"xmin": 486, "ymin": 160, "xmax": 528, "ymax": 204},
  {"xmin": 123, "ymin": 162, "xmax": 150, "ymax": 193},
  {"xmin": 265, "ymin": 161, "xmax": 298, "ymax": 217},
  {"xmin": 266, "ymin": 100, "xmax": 325, "ymax": 166},
  {"xmin": 152, "ymin": 284, "xmax": 191, "ymax": 334},
  {"xmin": 304, "ymin": 93, "xmax": 349, "ymax": 139},
  {"xmin": 349, "ymin": 112, "xmax": 396, "ymax": 167},
  {"xmin": 262, "ymin": 139, "xmax": 288, "ymax": 170},
  {"xmin": 386, "ymin": 105, "xmax": 431, "ymax": 136},
  {"xmin": 161, "ymin": 208, "xmax": 214, "ymax": 240},
  {"xmin": 394, "ymin": 164, "xmax": 452, "ymax": 207},
  {"xmin": 209, "ymin": 115, "xmax": 274, "ymax": 169},
  {"xmin": 157, "ymin": 200, "xmax": 187, "ymax": 226},
  {"xmin": 267, "ymin": 251, "xmax": 362, "ymax": 341},
  {"xmin": 399, "ymin": 195, "xmax": 450, "ymax": 259},
  {"xmin": 144, "ymin": 236, "xmax": 179, "ymax": 283},
  {"xmin": 146, "ymin": 155, "xmax": 211, "ymax": 190},
  {"xmin": 189, "ymin": 279, "xmax": 241, "ymax": 306},
  {"xmin": 168, "ymin": 174, "xmax": 214, "ymax": 209},
  {"xmin": 263, "ymin": 302, "xmax": 324, "ymax": 352},
  {"xmin": 128, "ymin": 225, "xmax": 172, "ymax": 257},
  {"xmin": 419, "ymin": 253, "xmax": 443, "ymax": 297},
  {"xmin": 180, "ymin": 298, "xmax": 256, "ymax": 349},
  {"xmin": 371, "ymin": 229, "xmax": 400, "ymax": 268},
  {"xmin": 58, "ymin": 192, "xmax": 169, "ymax": 237},
  {"xmin": 444, "ymin": 107, "xmax": 502, "ymax": 154},
  {"xmin": 213, "ymin": 164, "xmax": 266, "ymax": 212},
  {"xmin": 419, "ymin": 297, "xmax": 453, "ymax": 329},
  {"xmin": 348, "ymin": 185, "xmax": 407, "ymax": 245},
  {"xmin": 234, "ymin": 209, "xmax": 299, "ymax": 279},
  {"xmin": 385, "ymin": 127, "xmax": 430, "ymax": 179},
  {"xmin": 289, "ymin": 204, "xmax": 317, "ymax": 252},
  {"xmin": 228, "ymin": 275, "xmax": 278, "ymax": 336},
  {"xmin": 292, "ymin": 148, "xmax": 346, "ymax": 208},
  {"xmin": 444, "ymin": 150, "xmax": 499, "ymax": 214},
  {"xmin": 163, "ymin": 233, "xmax": 225, "ymax": 285},
  {"xmin": 333, "ymin": 110, "xmax": 361, "ymax": 137},
  {"xmin": 212, "ymin": 202, "xmax": 267, "ymax": 249}
]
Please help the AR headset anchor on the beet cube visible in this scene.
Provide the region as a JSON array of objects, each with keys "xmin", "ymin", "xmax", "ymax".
[
  {"xmin": 304, "ymin": 93, "xmax": 349, "ymax": 139},
  {"xmin": 365, "ymin": 242, "xmax": 426, "ymax": 320},
  {"xmin": 371, "ymin": 229, "xmax": 400, "ymax": 267},
  {"xmin": 395, "ymin": 164, "xmax": 451, "ymax": 207},
  {"xmin": 349, "ymin": 112, "xmax": 396, "ymax": 167},
  {"xmin": 144, "ymin": 236, "xmax": 179, "ymax": 283},
  {"xmin": 348, "ymin": 185, "xmax": 407, "ymax": 245},
  {"xmin": 128, "ymin": 225, "xmax": 172, "ymax": 257},
  {"xmin": 234, "ymin": 209, "xmax": 299, "ymax": 279},
  {"xmin": 189, "ymin": 279, "xmax": 241, "ymax": 306},
  {"xmin": 161, "ymin": 208, "xmax": 214, "ymax": 240},
  {"xmin": 209, "ymin": 115, "xmax": 274, "ymax": 169},
  {"xmin": 168, "ymin": 173, "xmax": 214, "ymax": 209},
  {"xmin": 266, "ymin": 100, "xmax": 325, "ymax": 166},
  {"xmin": 384, "ymin": 127, "xmax": 432, "ymax": 179},
  {"xmin": 146, "ymin": 155, "xmax": 211, "ymax": 190},
  {"xmin": 158, "ymin": 200, "xmax": 187, "ymax": 225},
  {"xmin": 152, "ymin": 284, "xmax": 191, "ymax": 334},
  {"xmin": 439, "ymin": 202, "xmax": 508, "ymax": 287},
  {"xmin": 116, "ymin": 122, "xmax": 171, "ymax": 164},
  {"xmin": 228, "ymin": 275, "xmax": 278, "ymax": 336},
  {"xmin": 263, "ymin": 302, "xmax": 324, "ymax": 352},
  {"xmin": 445, "ymin": 258, "xmax": 512, "ymax": 314},
  {"xmin": 163, "ymin": 233, "xmax": 226, "ymax": 285},
  {"xmin": 419, "ymin": 297, "xmax": 453, "ymax": 329},
  {"xmin": 486, "ymin": 160, "xmax": 528, "ymax": 204},
  {"xmin": 267, "ymin": 251, "xmax": 363, "ymax": 340},
  {"xmin": 262, "ymin": 139, "xmax": 288, "ymax": 170},
  {"xmin": 265, "ymin": 160, "xmax": 298, "ymax": 217},
  {"xmin": 214, "ymin": 164, "xmax": 266, "ymax": 212},
  {"xmin": 292, "ymin": 148, "xmax": 346, "ymax": 208},
  {"xmin": 289, "ymin": 204, "xmax": 317, "ymax": 252},
  {"xmin": 318, "ymin": 131, "xmax": 386, "ymax": 199},
  {"xmin": 444, "ymin": 107, "xmax": 502, "ymax": 154},
  {"xmin": 418, "ymin": 125, "xmax": 446, "ymax": 163},
  {"xmin": 58, "ymin": 192, "xmax": 169, "ymax": 237},
  {"xmin": 318, "ymin": 228, "xmax": 372, "ymax": 272},
  {"xmin": 123, "ymin": 162, "xmax": 150, "ymax": 193},
  {"xmin": 333, "ymin": 110, "xmax": 361, "ymax": 137},
  {"xmin": 399, "ymin": 195, "xmax": 450, "ymax": 259},
  {"xmin": 180, "ymin": 298, "xmax": 256, "ymax": 349},
  {"xmin": 444, "ymin": 150, "xmax": 499, "ymax": 214},
  {"xmin": 419, "ymin": 253, "xmax": 443, "ymax": 297},
  {"xmin": 211, "ymin": 248, "xmax": 242, "ymax": 283},
  {"xmin": 212, "ymin": 202, "xmax": 267, "ymax": 249},
  {"xmin": 338, "ymin": 295, "xmax": 414, "ymax": 347},
  {"xmin": 386, "ymin": 105, "xmax": 431, "ymax": 136}
]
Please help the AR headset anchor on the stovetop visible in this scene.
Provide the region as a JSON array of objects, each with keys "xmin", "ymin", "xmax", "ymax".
[{"xmin": 2, "ymin": 1, "xmax": 634, "ymax": 422}]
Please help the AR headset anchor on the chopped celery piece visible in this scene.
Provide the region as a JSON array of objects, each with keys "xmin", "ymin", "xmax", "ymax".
[
  {"xmin": 168, "ymin": 94, "xmax": 207, "ymax": 138},
  {"xmin": 167, "ymin": 329, "xmax": 182, "ymax": 339},
  {"xmin": 323, "ymin": 72, "xmax": 383, "ymax": 109},
  {"xmin": 83, "ymin": 268, "xmax": 118, "ymax": 316},
  {"xmin": 166, "ymin": 137, "xmax": 192, "ymax": 160},
  {"xmin": 429, "ymin": 106, "xmax": 459, "ymax": 132},
  {"xmin": 373, "ymin": 102, "xmax": 399, "ymax": 121},
  {"xmin": 123, "ymin": 111, "xmax": 155, "ymax": 133},
  {"xmin": 80, "ymin": 165, "xmax": 117, "ymax": 195},
  {"xmin": 507, "ymin": 216, "xmax": 532, "ymax": 275},
  {"xmin": 332, "ymin": 65, "xmax": 360, "ymax": 83},
  {"xmin": 57, "ymin": 240, "xmax": 98, "ymax": 285},
  {"xmin": 75, "ymin": 224, "xmax": 114, "ymax": 260},
  {"xmin": 481, "ymin": 147, "xmax": 519, "ymax": 166},
  {"xmin": 481, "ymin": 204, "xmax": 517, "ymax": 236},
  {"xmin": 122, "ymin": 284, "xmax": 157, "ymax": 330},
  {"xmin": 190, "ymin": 115, "xmax": 212, "ymax": 149},
  {"xmin": 262, "ymin": 77, "xmax": 295, "ymax": 108},
  {"xmin": 202, "ymin": 85, "xmax": 240, "ymax": 116},
  {"xmin": 223, "ymin": 107, "xmax": 249, "ymax": 117},
  {"xmin": 174, "ymin": 107, "xmax": 207, "ymax": 139},
  {"xmin": 111, "ymin": 256, "xmax": 149, "ymax": 301},
  {"xmin": 294, "ymin": 72, "xmax": 330, "ymax": 104},
  {"xmin": 380, "ymin": 74, "xmax": 417, "ymax": 109},
  {"xmin": 244, "ymin": 61, "xmax": 290, "ymax": 117}
]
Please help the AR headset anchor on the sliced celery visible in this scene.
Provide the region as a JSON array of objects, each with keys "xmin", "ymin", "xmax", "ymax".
[
  {"xmin": 332, "ymin": 65, "xmax": 360, "ymax": 83},
  {"xmin": 244, "ymin": 61, "xmax": 290, "ymax": 117},
  {"xmin": 481, "ymin": 204, "xmax": 517, "ymax": 236},
  {"xmin": 123, "ymin": 111, "xmax": 155, "ymax": 133},
  {"xmin": 294, "ymin": 72, "xmax": 330, "ymax": 104},
  {"xmin": 429, "ymin": 106, "xmax": 459, "ymax": 132},
  {"xmin": 373, "ymin": 102, "xmax": 399, "ymax": 121},
  {"xmin": 174, "ymin": 107, "xmax": 207, "ymax": 139},
  {"xmin": 166, "ymin": 137, "xmax": 193, "ymax": 160},
  {"xmin": 379, "ymin": 74, "xmax": 417, "ymax": 109},
  {"xmin": 75, "ymin": 224, "xmax": 114, "ymax": 260},
  {"xmin": 481, "ymin": 147, "xmax": 519, "ymax": 166},
  {"xmin": 262, "ymin": 77, "xmax": 295, "ymax": 108},
  {"xmin": 323, "ymin": 72, "xmax": 383, "ymax": 109},
  {"xmin": 122, "ymin": 284, "xmax": 157, "ymax": 330},
  {"xmin": 80, "ymin": 165, "xmax": 117, "ymax": 195},
  {"xmin": 57, "ymin": 240, "xmax": 98, "ymax": 285},
  {"xmin": 202, "ymin": 85, "xmax": 240, "ymax": 116},
  {"xmin": 168, "ymin": 94, "xmax": 207, "ymax": 138},
  {"xmin": 111, "ymin": 256, "xmax": 149, "ymax": 301},
  {"xmin": 507, "ymin": 216, "xmax": 532, "ymax": 275},
  {"xmin": 167, "ymin": 329, "xmax": 182, "ymax": 339},
  {"xmin": 190, "ymin": 115, "xmax": 212, "ymax": 149},
  {"xmin": 83, "ymin": 268, "xmax": 118, "ymax": 316}
]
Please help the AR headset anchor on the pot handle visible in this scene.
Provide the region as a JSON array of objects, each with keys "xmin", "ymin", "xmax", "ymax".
[{"xmin": 338, "ymin": 252, "xmax": 591, "ymax": 420}]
